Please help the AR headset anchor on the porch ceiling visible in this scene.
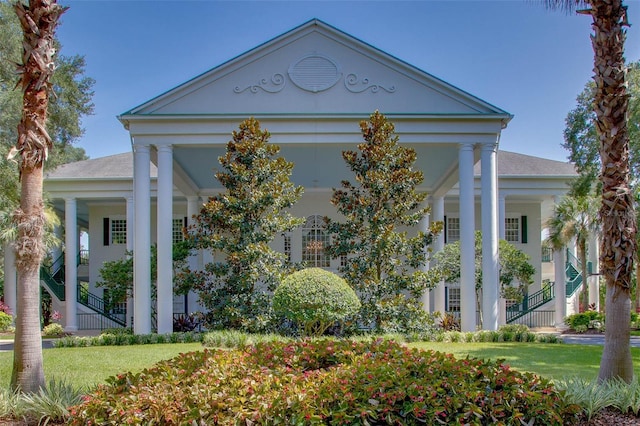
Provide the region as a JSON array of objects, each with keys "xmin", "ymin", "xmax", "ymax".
[{"xmin": 171, "ymin": 143, "xmax": 460, "ymax": 194}]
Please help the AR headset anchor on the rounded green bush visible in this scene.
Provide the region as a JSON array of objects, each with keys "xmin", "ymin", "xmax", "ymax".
[
  {"xmin": 0, "ymin": 311, "xmax": 12, "ymax": 332},
  {"xmin": 273, "ymin": 268, "xmax": 360, "ymax": 336},
  {"xmin": 42, "ymin": 323, "xmax": 65, "ymax": 337}
]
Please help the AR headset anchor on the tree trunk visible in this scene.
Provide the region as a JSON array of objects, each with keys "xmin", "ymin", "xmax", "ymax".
[
  {"xmin": 11, "ymin": 170, "xmax": 45, "ymax": 393},
  {"xmin": 585, "ymin": 0, "xmax": 636, "ymax": 383},
  {"xmin": 10, "ymin": 0, "xmax": 66, "ymax": 393},
  {"xmin": 579, "ymin": 239, "xmax": 589, "ymax": 310}
]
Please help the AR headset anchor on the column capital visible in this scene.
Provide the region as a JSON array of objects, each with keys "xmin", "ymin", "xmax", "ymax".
[
  {"xmin": 480, "ymin": 142, "xmax": 498, "ymax": 153},
  {"xmin": 133, "ymin": 144, "xmax": 150, "ymax": 154},
  {"xmin": 157, "ymin": 144, "xmax": 173, "ymax": 154},
  {"xmin": 459, "ymin": 142, "xmax": 474, "ymax": 152}
]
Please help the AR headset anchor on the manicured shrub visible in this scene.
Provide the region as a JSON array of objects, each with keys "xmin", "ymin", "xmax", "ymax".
[
  {"xmin": 100, "ymin": 327, "xmax": 132, "ymax": 335},
  {"xmin": 565, "ymin": 311, "xmax": 602, "ymax": 330},
  {"xmin": 41, "ymin": 323, "xmax": 65, "ymax": 338},
  {"xmin": 0, "ymin": 312, "xmax": 12, "ymax": 332},
  {"xmin": 51, "ymin": 332, "xmax": 203, "ymax": 348},
  {"xmin": 68, "ymin": 339, "xmax": 580, "ymax": 425},
  {"xmin": 273, "ymin": 268, "xmax": 360, "ymax": 336}
]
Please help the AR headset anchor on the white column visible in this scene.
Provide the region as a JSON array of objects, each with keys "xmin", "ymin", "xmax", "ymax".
[
  {"xmin": 431, "ymin": 196, "xmax": 446, "ymax": 313},
  {"xmin": 459, "ymin": 143, "xmax": 476, "ymax": 332},
  {"xmin": 588, "ymin": 233, "xmax": 600, "ymax": 311},
  {"xmin": 133, "ymin": 144, "xmax": 152, "ymax": 334},
  {"xmin": 64, "ymin": 197, "xmax": 78, "ymax": 332},
  {"xmin": 498, "ymin": 195, "xmax": 506, "ymax": 240},
  {"xmin": 186, "ymin": 196, "xmax": 200, "ymax": 313},
  {"xmin": 554, "ymin": 247, "xmax": 567, "ymax": 329},
  {"xmin": 481, "ymin": 143, "xmax": 499, "ymax": 331},
  {"xmin": 3, "ymin": 242, "xmax": 17, "ymax": 320},
  {"xmin": 419, "ymin": 202, "xmax": 431, "ymax": 312},
  {"xmin": 126, "ymin": 196, "xmax": 134, "ymax": 328},
  {"xmin": 157, "ymin": 145, "xmax": 174, "ymax": 334}
]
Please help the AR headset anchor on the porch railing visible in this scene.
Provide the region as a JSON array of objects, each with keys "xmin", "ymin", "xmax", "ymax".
[{"xmin": 77, "ymin": 284, "xmax": 126, "ymax": 327}]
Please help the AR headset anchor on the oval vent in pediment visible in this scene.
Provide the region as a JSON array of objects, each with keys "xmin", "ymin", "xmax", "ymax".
[{"xmin": 288, "ymin": 54, "xmax": 342, "ymax": 93}]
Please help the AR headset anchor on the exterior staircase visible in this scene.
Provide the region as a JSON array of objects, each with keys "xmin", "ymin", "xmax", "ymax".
[
  {"xmin": 506, "ymin": 248, "xmax": 586, "ymax": 325},
  {"xmin": 39, "ymin": 252, "xmax": 126, "ymax": 328}
]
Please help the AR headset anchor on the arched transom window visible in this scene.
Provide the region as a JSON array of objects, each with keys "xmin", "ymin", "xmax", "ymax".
[{"xmin": 302, "ymin": 215, "xmax": 330, "ymax": 268}]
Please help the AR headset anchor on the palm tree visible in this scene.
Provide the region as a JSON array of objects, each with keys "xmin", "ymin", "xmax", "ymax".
[
  {"xmin": 544, "ymin": 0, "xmax": 634, "ymax": 382},
  {"xmin": 546, "ymin": 194, "xmax": 599, "ymax": 309},
  {"xmin": 10, "ymin": 0, "xmax": 67, "ymax": 393}
]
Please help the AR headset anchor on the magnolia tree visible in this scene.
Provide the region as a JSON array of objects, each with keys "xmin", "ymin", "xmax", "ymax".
[
  {"xmin": 176, "ymin": 118, "xmax": 304, "ymax": 332},
  {"xmin": 325, "ymin": 111, "xmax": 441, "ymax": 333}
]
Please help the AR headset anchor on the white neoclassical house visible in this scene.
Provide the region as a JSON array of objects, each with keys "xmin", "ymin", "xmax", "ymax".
[{"xmin": 3, "ymin": 19, "xmax": 580, "ymax": 334}]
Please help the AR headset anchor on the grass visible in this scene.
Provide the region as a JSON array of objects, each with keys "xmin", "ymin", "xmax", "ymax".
[
  {"xmin": 0, "ymin": 343, "xmax": 202, "ymax": 389},
  {"xmin": 409, "ymin": 341, "xmax": 640, "ymax": 381},
  {"xmin": 1, "ymin": 339, "xmax": 639, "ymax": 390}
]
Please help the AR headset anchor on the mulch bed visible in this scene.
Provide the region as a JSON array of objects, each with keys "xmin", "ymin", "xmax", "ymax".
[{"xmin": 578, "ymin": 408, "xmax": 640, "ymax": 425}]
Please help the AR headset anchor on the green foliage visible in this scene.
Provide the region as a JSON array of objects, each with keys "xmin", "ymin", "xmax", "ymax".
[
  {"xmin": 273, "ymin": 268, "xmax": 361, "ymax": 336},
  {"xmin": 67, "ymin": 339, "xmax": 580, "ymax": 425},
  {"xmin": 325, "ymin": 111, "xmax": 441, "ymax": 333},
  {"xmin": 428, "ymin": 231, "xmax": 535, "ymax": 308},
  {"xmin": 41, "ymin": 323, "xmax": 64, "ymax": 338},
  {"xmin": 201, "ymin": 329, "xmax": 291, "ymax": 348},
  {"xmin": 99, "ymin": 327, "xmax": 133, "ymax": 336},
  {"xmin": 563, "ymin": 61, "xmax": 640, "ymax": 182},
  {"xmin": 51, "ymin": 331, "xmax": 203, "ymax": 348},
  {"xmin": 557, "ymin": 377, "xmax": 619, "ymax": 421},
  {"xmin": 176, "ymin": 118, "xmax": 304, "ymax": 332},
  {"xmin": 565, "ymin": 310, "xmax": 604, "ymax": 331},
  {"xmin": 426, "ymin": 325, "xmax": 552, "ymax": 344},
  {"xmin": 0, "ymin": 311, "xmax": 11, "ymax": 332},
  {"xmin": 0, "ymin": 378, "xmax": 83, "ymax": 425},
  {"xmin": 546, "ymin": 193, "xmax": 599, "ymax": 304},
  {"xmin": 97, "ymin": 243, "xmax": 189, "ymax": 310},
  {"xmin": 0, "ymin": 1, "xmax": 94, "ymax": 250}
]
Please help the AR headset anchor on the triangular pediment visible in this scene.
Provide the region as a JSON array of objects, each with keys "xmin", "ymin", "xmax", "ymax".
[{"xmin": 125, "ymin": 19, "xmax": 508, "ymax": 117}]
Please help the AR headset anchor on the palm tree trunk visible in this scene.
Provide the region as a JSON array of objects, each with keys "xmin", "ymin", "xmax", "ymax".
[
  {"xmin": 11, "ymin": 171, "xmax": 46, "ymax": 393},
  {"xmin": 578, "ymin": 240, "xmax": 589, "ymax": 310},
  {"xmin": 10, "ymin": 0, "xmax": 66, "ymax": 393},
  {"xmin": 584, "ymin": 0, "xmax": 635, "ymax": 383}
]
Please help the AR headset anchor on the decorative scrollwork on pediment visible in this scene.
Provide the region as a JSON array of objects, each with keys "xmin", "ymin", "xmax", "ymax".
[
  {"xmin": 234, "ymin": 73, "xmax": 285, "ymax": 94},
  {"xmin": 344, "ymin": 73, "xmax": 396, "ymax": 94}
]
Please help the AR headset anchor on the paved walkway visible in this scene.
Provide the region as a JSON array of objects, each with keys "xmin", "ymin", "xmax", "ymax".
[
  {"xmin": 560, "ymin": 334, "xmax": 640, "ymax": 347},
  {"xmin": 0, "ymin": 339, "xmax": 56, "ymax": 352}
]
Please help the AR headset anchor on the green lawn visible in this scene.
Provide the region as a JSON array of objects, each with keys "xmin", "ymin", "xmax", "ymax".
[
  {"xmin": 1, "ymin": 340, "xmax": 639, "ymax": 390},
  {"xmin": 0, "ymin": 343, "xmax": 202, "ymax": 389},
  {"xmin": 409, "ymin": 341, "xmax": 640, "ymax": 381}
]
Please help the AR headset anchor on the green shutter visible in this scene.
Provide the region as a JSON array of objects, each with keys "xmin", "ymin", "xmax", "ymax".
[
  {"xmin": 443, "ymin": 215, "xmax": 448, "ymax": 244},
  {"xmin": 521, "ymin": 215, "xmax": 528, "ymax": 244},
  {"xmin": 103, "ymin": 218, "xmax": 110, "ymax": 246}
]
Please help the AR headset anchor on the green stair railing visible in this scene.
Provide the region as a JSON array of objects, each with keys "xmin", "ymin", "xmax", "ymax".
[
  {"xmin": 40, "ymin": 250, "xmax": 125, "ymax": 327},
  {"xmin": 506, "ymin": 283, "xmax": 554, "ymax": 323},
  {"xmin": 565, "ymin": 262, "xmax": 583, "ymax": 297},
  {"xmin": 77, "ymin": 284, "xmax": 126, "ymax": 327},
  {"xmin": 39, "ymin": 266, "xmax": 66, "ymax": 301}
]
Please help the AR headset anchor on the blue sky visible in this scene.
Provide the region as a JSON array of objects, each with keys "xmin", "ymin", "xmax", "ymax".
[{"xmin": 55, "ymin": 0, "xmax": 640, "ymax": 162}]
